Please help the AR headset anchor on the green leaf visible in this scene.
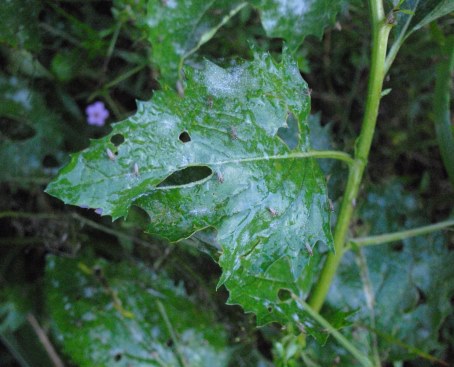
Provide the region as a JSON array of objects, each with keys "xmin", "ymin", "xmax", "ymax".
[
  {"xmin": 0, "ymin": 287, "xmax": 31, "ymax": 334},
  {"xmin": 0, "ymin": 76, "xmax": 65, "ymax": 183},
  {"xmin": 433, "ymin": 35, "xmax": 454, "ymax": 186},
  {"xmin": 391, "ymin": 0, "xmax": 454, "ymax": 40},
  {"xmin": 306, "ymin": 181, "xmax": 454, "ymax": 365},
  {"xmin": 146, "ymin": 0, "xmax": 247, "ymax": 84},
  {"xmin": 145, "ymin": 0, "xmax": 344, "ymax": 83},
  {"xmin": 46, "ymin": 51, "xmax": 333, "ymax": 331},
  {"xmin": 250, "ymin": 0, "xmax": 343, "ymax": 50},
  {"xmin": 45, "ymin": 254, "xmax": 231, "ymax": 367}
]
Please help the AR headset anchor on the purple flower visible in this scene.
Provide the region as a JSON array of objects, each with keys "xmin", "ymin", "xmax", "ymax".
[{"xmin": 86, "ymin": 101, "xmax": 109, "ymax": 126}]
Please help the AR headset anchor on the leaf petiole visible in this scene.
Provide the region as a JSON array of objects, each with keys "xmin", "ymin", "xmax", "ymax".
[
  {"xmin": 291, "ymin": 294, "xmax": 374, "ymax": 367},
  {"xmin": 348, "ymin": 218, "xmax": 454, "ymax": 248}
]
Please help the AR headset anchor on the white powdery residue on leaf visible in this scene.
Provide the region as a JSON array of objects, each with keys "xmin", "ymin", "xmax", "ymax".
[
  {"xmin": 203, "ymin": 62, "xmax": 245, "ymax": 98},
  {"xmin": 278, "ymin": 0, "xmax": 310, "ymax": 16}
]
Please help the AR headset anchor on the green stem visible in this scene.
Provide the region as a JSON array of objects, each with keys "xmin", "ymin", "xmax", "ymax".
[
  {"xmin": 0, "ymin": 211, "xmax": 59, "ymax": 220},
  {"xmin": 308, "ymin": 0, "xmax": 392, "ymax": 312},
  {"xmin": 292, "ymin": 295, "xmax": 373, "ymax": 367},
  {"xmin": 88, "ymin": 63, "xmax": 147, "ymax": 102},
  {"xmin": 348, "ymin": 218, "xmax": 454, "ymax": 248},
  {"xmin": 0, "ymin": 211, "xmax": 158, "ymax": 250},
  {"xmin": 102, "ymin": 21, "xmax": 122, "ymax": 73},
  {"xmin": 354, "ymin": 249, "xmax": 381, "ymax": 366},
  {"xmin": 156, "ymin": 300, "xmax": 188, "ymax": 367},
  {"xmin": 433, "ymin": 36, "xmax": 454, "ymax": 186}
]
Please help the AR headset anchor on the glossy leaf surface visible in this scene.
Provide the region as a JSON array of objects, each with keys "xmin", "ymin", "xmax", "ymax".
[
  {"xmin": 146, "ymin": 0, "xmax": 246, "ymax": 84},
  {"xmin": 45, "ymin": 255, "xmax": 230, "ymax": 367},
  {"xmin": 250, "ymin": 0, "xmax": 343, "ymax": 50},
  {"xmin": 145, "ymin": 0, "xmax": 343, "ymax": 83},
  {"xmin": 46, "ymin": 52, "xmax": 333, "ymax": 329},
  {"xmin": 305, "ymin": 181, "xmax": 454, "ymax": 365}
]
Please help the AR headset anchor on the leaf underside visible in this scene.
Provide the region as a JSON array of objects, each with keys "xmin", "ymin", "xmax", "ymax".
[{"xmin": 46, "ymin": 51, "xmax": 333, "ymax": 332}]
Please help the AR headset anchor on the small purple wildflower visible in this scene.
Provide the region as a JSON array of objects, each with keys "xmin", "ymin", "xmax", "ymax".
[
  {"xmin": 86, "ymin": 101, "xmax": 109, "ymax": 126},
  {"xmin": 94, "ymin": 208, "xmax": 103, "ymax": 215}
]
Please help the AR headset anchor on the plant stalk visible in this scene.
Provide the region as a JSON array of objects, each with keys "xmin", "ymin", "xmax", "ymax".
[
  {"xmin": 308, "ymin": 0, "xmax": 392, "ymax": 312},
  {"xmin": 349, "ymin": 218, "xmax": 454, "ymax": 248},
  {"xmin": 292, "ymin": 295, "xmax": 373, "ymax": 367},
  {"xmin": 433, "ymin": 36, "xmax": 454, "ymax": 186}
]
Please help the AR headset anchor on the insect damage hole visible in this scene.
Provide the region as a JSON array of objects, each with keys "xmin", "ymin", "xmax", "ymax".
[
  {"xmin": 157, "ymin": 166, "xmax": 212, "ymax": 187},
  {"xmin": 278, "ymin": 288, "xmax": 292, "ymax": 302},
  {"xmin": 179, "ymin": 131, "xmax": 191, "ymax": 143},
  {"xmin": 110, "ymin": 133, "xmax": 125, "ymax": 146},
  {"xmin": 0, "ymin": 116, "xmax": 36, "ymax": 141},
  {"xmin": 277, "ymin": 111, "xmax": 300, "ymax": 149}
]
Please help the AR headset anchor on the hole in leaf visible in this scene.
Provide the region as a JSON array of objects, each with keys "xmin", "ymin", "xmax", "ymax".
[
  {"xmin": 179, "ymin": 131, "xmax": 191, "ymax": 143},
  {"xmin": 392, "ymin": 243, "xmax": 403, "ymax": 252},
  {"xmin": 267, "ymin": 306, "xmax": 273, "ymax": 313},
  {"xmin": 278, "ymin": 288, "xmax": 292, "ymax": 302},
  {"xmin": 277, "ymin": 112, "xmax": 299, "ymax": 149},
  {"xmin": 0, "ymin": 116, "xmax": 36, "ymax": 141},
  {"xmin": 42, "ymin": 154, "xmax": 59, "ymax": 168},
  {"xmin": 110, "ymin": 134, "xmax": 125, "ymax": 146},
  {"xmin": 166, "ymin": 339, "xmax": 174, "ymax": 347},
  {"xmin": 114, "ymin": 353, "xmax": 122, "ymax": 362},
  {"xmin": 93, "ymin": 266, "xmax": 102, "ymax": 277},
  {"xmin": 416, "ymin": 287, "xmax": 427, "ymax": 306},
  {"xmin": 157, "ymin": 166, "xmax": 212, "ymax": 187}
]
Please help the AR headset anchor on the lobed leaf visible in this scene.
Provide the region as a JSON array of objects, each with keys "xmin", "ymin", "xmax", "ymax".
[
  {"xmin": 145, "ymin": 0, "xmax": 344, "ymax": 83},
  {"xmin": 46, "ymin": 51, "xmax": 334, "ymax": 331},
  {"xmin": 146, "ymin": 0, "xmax": 246, "ymax": 84},
  {"xmin": 45, "ymin": 255, "xmax": 230, "ymax": 367},
  {"xmin": 250, "ymin": 0, "xmax": 343, "ymax": 50},
  {"xmin": 305, "ymin": 181, "xmax": 454, "ymax": 365}
]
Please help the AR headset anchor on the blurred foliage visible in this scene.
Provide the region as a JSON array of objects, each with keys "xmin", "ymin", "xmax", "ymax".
[
  {"xmin": 273, "ymin": 181, "xmax": 454, "ymax": 366},
  {"xmin": 0, "ymin": 0, "xmax": 453, "ymax": 366},
  {"xmin": 45, "ymin": 254, "xmax": 231, "ymax": 366}
]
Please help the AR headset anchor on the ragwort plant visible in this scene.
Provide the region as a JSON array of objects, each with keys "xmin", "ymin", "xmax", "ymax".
[{"xmin": 1, "ymin": 0, "xmax": 453, "ymax": 366}]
